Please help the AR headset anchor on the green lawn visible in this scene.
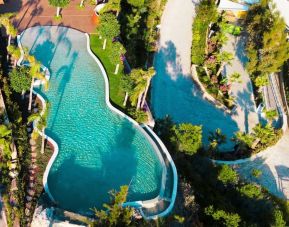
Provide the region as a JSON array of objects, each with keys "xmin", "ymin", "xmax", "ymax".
[{"xmin": 90, "ymin": 34, "xmax": 125, "ymax": 109}]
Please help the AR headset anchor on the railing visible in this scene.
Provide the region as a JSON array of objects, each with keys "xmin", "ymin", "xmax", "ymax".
[{"xmin": 269, "ymin": 73, "xmax": 288, "ymax": 132}]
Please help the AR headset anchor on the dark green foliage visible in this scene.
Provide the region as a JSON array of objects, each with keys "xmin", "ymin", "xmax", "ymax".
[
  {"xmin": 92, "ymin": 185, "xmax": 134, "ymax": 226},
  {"xmin": 245, "ymin": 0, "xmax": 289, "ymax": 85},
  {"xmin": 9, "ymin": 67, "xmax": 31, "ymax": 93},
  {"xmin": 172, "ymin": 123, "xmax": 202, "ymax": 155},
  {"xmin": 191, "ymin": 0, "xmax": 217, "ymax": 65},
  {"xmin": 98, "ymin": 13, "xmax": 120, "ymax": 40},
  {"xmin": 154, "ymin": 117, "xmax": 289, "ymax": 226},
  {"xmin": 217, "ymin": 165, "xmax": 238, "ymax": 186},
  {"xmin": 48, "ymin": 0, "xmax": 70, "ymax": 7},
  {"xmin": 205, "ymin": 205, "xmax": 241, "ymax": 227},
  {"xmin": 127, "ymin": 0, "xmax": 144, "ymax": 8}
]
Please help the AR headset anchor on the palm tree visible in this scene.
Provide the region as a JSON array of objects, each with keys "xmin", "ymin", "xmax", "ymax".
[
  {"xmin": 27, "ymin": 55, "xmax": 48, "ymax": 112},
  {"xmin": 28, "ymin": 103, "xmax": 50, "ymax": 154},
  {"xmin": 229, "ymin": 72, "xmax": 242, "ymax": 83},
  {"xmin": 264, "ymin": 109, "xmax": 278, "ymax": 125},
  {"xmin": 130, "ymin": 68, "xmax": 155, "ymax": 110},
  {"xmin": 252, "ymin": 124, "xmax": 275, "ymax": 145},
  {"xmin": 130, "ymin": 74, "xmax": 146, "ymax": 110},
  {"xmin": 0, "ymin": 13, "xmax": 17, "ymax": 46},
  {"xmin": 100, "ymin": 0, "xmax": 121, "ymax": 16},
  {"xmin": 0, "ymin": 124, "xmax": 12, "ymax": 158},
  {"xmin": 7, "ymin": 45, "xmax": 21, "ymax": 67},
  {"xmin": 120, "ymin": 75, "xmax": 134, "ymax": 107},
  {"xmin": 209, "ymin": 128, "xmax": 226, "ymax": 151},
  {"xmin": 216, "ymin": 51, "xmax": 234, "ymax": 77},
  {"xmin": 140, "ymin": 67, "xmax": 155, "ymax": 108}
]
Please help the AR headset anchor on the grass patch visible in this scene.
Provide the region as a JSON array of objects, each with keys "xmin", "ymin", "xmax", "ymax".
[{"xmin": 89, "ymin": 34, "xmax": 126, "ymax": 110}]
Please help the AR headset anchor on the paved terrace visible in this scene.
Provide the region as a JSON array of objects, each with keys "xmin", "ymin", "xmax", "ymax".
[{"xmin": 0, "ymin": 0, "xmax": 96, "ymax": 33}]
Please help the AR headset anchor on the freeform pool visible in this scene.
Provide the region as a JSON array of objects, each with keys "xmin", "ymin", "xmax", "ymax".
[{"xmin": 20, "ymin": 26, "xmax": 165, "ymax": 214}]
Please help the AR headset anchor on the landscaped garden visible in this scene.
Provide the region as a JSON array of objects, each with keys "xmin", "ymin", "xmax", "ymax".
[{"xmin": 1, "ymin": 0, "xmax": 289, "ymax": 226}]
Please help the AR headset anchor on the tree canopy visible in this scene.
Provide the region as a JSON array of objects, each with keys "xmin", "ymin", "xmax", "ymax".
[
  {"xmin": 48, "ymin": 0, "xmax": 70, "ymax": 7},
  {"xmin": 92, "ymin": 185, "xmax": 133, "ymax": 226},
  {"xmin": 9, "ymin": 67, "xmax": 31, "ymax": 93},
  {"xmin": 217, "ymin": 165, "xmax": 238, "ymax": 186},
  {"xmin": 98, "ymin": 13, "xmax": 120, "ymax": 40},
  {"xmin": 172, "ymin": 123, "xmax": 202, "ymax": 155},
  {"xmin": 245, "ymin": 0, "xmax": 289, "ymax": 82}
]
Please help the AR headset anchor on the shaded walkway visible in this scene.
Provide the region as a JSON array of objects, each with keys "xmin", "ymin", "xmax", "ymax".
[
  {"xmin": 151, "ymin": 0, "xmax": 239, "ymax": 150},
  {"xmin": 237, "ymin": 130, "xmax": 289, "ymax": 199},
  {"xmin": 222, "ymin": 34, "xmax": 259, "ymax": 133}
]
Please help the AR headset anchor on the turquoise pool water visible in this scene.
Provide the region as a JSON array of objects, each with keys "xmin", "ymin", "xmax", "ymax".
[{"xmin": 20, "ymin": 26, "xmax": 163, "ymax": 214}]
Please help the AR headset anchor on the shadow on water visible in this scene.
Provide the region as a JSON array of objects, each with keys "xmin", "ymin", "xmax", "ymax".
[
  {"xmin": 151, "ymin": 40, "xmax": 240, "ymax": 149},
  {"xmin": 48, "ymin": 121, "xmax": 139, "ymax": 214},
  {"xmin": 45, "ymin": 51, "xmax": 78, "ymax": 131}
]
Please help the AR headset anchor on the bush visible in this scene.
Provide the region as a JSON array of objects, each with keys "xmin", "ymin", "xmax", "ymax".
[
  {"xmin": 217, "ymin": 165, "xmax": 238, "ymax": 186},
  {"xmin": 191, "ymin": 0, "xmax": 217, "ymax": 65}
]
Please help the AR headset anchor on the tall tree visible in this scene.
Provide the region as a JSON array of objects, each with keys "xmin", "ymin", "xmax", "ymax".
[
  {"xmin": 92, "ymin": 185, "xmax": 133, "ymax": 226},
  {"xmin": 172, "ymin": 123, "xmax": 202, "ymax": 155},
  {"xmin": 130, "ymin": 67, "xmax": 155, "ymax": 110},
  {"xmin": 28, "ymin": 103, "xmax": 50, "ymax": 154},
  {"xmin": 100, "ymin": 0, "xmax": 121, "ymax": 16},
  {"xmin": 0, "ymin": 13, "xmax": 17, "ymax": 46},
  {"xmin": 109, "ymin": 42, "xmax": 126, "ymax": 75},
  {"xmin": 9, "ymin": 67, "xmax": 31, "ymax": 97},
  {"xmin": 7, "ymin": 45, "xmax": 21, "ymax": 67},
  {"xmin": 209, "ymin": 128, "xmax": 226, "ymax": 151},
  {"xmin": 98, "ymin": 13, "xmax": 120, "ymax": 50},
  {"xmin": 216, "ymin": 51, "xmax": 234, "ymax": 77},
  {"xmin": 48, "ymin": 0, "xmax": 70, "ymax": 18},
  {"xmin": 245, "ymin": 0, "xmax": 289, "ymax": 79},
  {"xmin": 120, "ymin": 75, "xmax": 134, "ymax": 107},
  {"xmin": 26, "ymin": 55, "xmax": 48, "ymax": 112}
]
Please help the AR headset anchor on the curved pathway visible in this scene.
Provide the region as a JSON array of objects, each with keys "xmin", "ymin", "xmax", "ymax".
[
  {"xmin": 151, "ymin": 0, "xmax": 289, "ymax": 200},
  {"xmin": 151, "ymin": 0, "xmax": 239, "ymax": 150},
  {"xmin": 236, "ymin": 130, "xmax": 289, "ymax": 199}
]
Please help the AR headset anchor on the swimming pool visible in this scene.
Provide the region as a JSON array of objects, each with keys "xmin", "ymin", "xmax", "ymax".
[{"xmin": 20, "ymin": 26, "xmax": 167, "ymax": 214}]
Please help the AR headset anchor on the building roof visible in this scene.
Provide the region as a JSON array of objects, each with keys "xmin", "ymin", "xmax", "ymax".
[{"xmin": 218, "ymin": 0, "xmax": 249, "ymax": 11}]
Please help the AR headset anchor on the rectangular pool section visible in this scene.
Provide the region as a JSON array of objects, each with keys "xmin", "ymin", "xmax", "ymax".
[{"xmin": 20, "ymin": 26, "xmax": 170, "ymax": 215}]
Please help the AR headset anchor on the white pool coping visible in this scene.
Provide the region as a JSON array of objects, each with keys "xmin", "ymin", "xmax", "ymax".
[{"xmin": 17, "ymin": 26, "xmax": 178, "ymax": 220}]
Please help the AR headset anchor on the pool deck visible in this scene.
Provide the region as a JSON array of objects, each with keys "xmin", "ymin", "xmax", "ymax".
[{"xmin": 0, "ymin": 0, "xmax": 96, "ymax": 33}]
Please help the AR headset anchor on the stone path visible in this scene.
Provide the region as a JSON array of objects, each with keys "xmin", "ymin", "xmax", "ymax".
[
  {"xmin": 0, "ymin": 0, "xmax": 96, "ymax": 33},
  {"xmin": 237, "ymin": 130, "xmax": 289, "ymax": 199},
  {"xmin": 222, "ymin": 34, "xmax": 259, "ymax": 133}
]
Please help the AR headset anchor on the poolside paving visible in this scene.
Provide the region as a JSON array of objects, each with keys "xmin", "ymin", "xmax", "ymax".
[{"xmin": 0, "ymin": 0, "xmax": 96, "ymax": 33}]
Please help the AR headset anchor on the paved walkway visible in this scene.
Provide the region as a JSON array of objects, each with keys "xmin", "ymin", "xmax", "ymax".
[
  {"xmin": 151, "ymin": 0, "xmax": 241, "ymax": 150},
  {"xmin": 0, "ymin": 0, "xmax": 96, "ymax": 33},
  {"xmin": 223, "ymin": 34, "xmax": 259, "ymax": 133},
  {"xmin": 237, "ymin": 130, "xmax": 289, "ymax": 199}
]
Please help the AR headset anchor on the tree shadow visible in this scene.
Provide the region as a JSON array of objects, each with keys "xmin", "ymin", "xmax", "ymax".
[
  {"xmin": 235, "ymin": 82, "xmax": 258, "ymax": 133},
  {"xmin": 22, "ymin": 26, "xmax": 163, "ymax": 215},
  {"xmin": 151, "ymin": 40, "xmax": 240, "ymax": 150},
  {"xmin": 47, "ymin": 121, "xmax": 140, "ymax": 215},
  {"xmin": 235, "ymin": 34, "xmax": 249, "ymax": 68},
  {"xmin": 237, "ymin": 157, "xmax": 287, "ymax": 200},
  {"xmin": 49, "ymin": 51, "xmax": 78, "ymax": 130}
]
